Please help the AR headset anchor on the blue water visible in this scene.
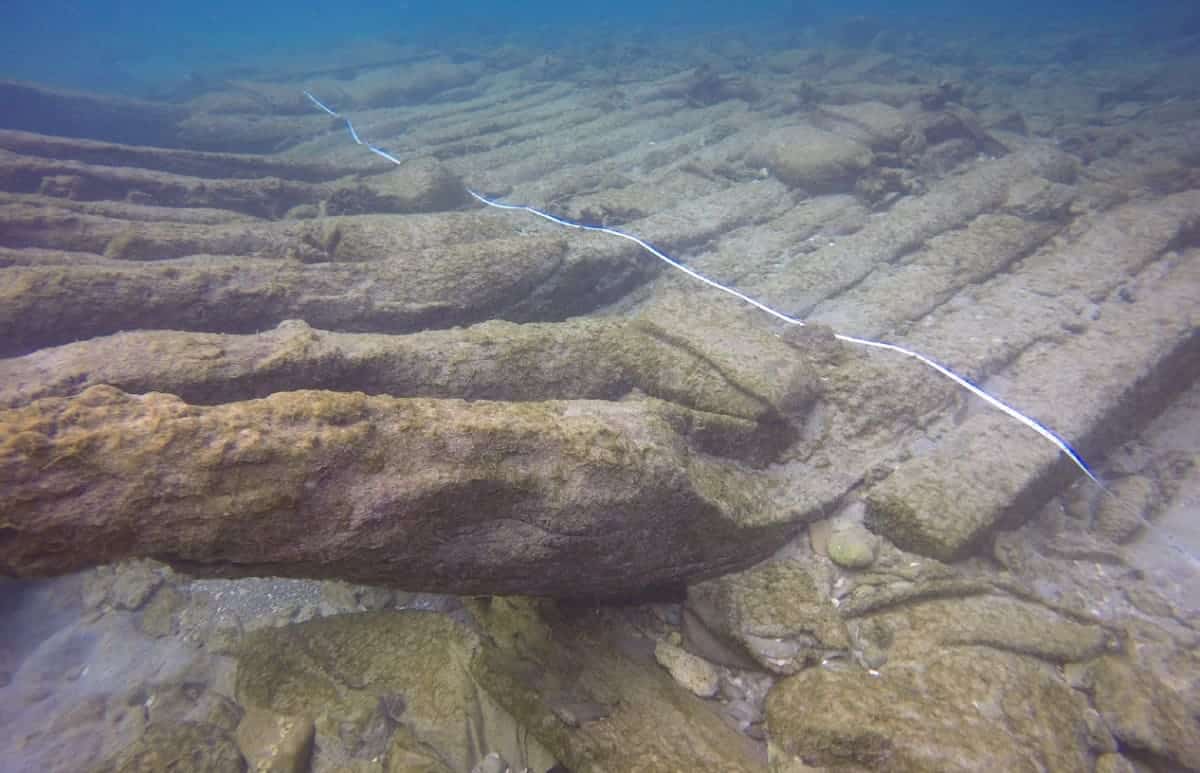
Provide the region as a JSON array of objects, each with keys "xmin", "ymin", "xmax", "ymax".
[{"xmin": 3, "ymin": 0, "xmax": 1194, "ymax": 93}]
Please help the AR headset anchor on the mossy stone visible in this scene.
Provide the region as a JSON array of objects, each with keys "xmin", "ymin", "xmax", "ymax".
[
  {"xmin": 112, "ymin": 560, "xmax": 165, "ymax": 611},
  {"xmin": 827, "ymin": 524, "xmax": 879, "ymax": 570},
  {"xmin": 235, "ymin": 706, "xmax": 314, "ymax": 773},
  {"xmin": 106, "ymin": 721, "xmax": 243, "ymax": 773},
  {"xmin": 653, "ymin": 640, "xmax": 720, "ymax": 698},
  {"xmin": 138, "ymin": 585, "xmax": 183, "ymax": 639}
]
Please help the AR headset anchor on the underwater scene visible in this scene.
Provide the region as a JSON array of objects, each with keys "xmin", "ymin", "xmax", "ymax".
[{"xmin": 1, "ymin": 0, "xmax": 1199, "ymax": 770}]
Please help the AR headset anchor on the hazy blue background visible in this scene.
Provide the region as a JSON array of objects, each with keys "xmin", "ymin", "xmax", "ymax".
[{"xmin": 1, "ymin": 0, "xmax": 1194, "ymax": 93}]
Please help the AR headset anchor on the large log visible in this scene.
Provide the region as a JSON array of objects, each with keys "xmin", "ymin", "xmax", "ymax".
[{"xmin": 0, "ymin": 385, "xmax": 807, "ymax": 597}]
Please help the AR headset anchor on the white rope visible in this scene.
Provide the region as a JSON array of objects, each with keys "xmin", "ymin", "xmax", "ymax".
[{"xmin": 304, "ymin": 90, "xmax": 1101, "ymax": 486}]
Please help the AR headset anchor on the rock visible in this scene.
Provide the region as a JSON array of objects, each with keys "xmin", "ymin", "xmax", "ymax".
[
  {"xmin": 678, "ymin": 65, "xmax": 760, "ymax": 107},
  {"xmin": 986, "ymin": 109, "xmax": 1030, "ymax": 135},
  {"xmin": 46, "ymin": 693, "xmax": 107, "ymax": 735},
  {"xmin": 82, "ymin": 565, "xmax": 117, "ymax": 611},
  {"xmin": 138, "ymin": 585, "xmax": 184, "ymax": 639},
  {"xmin": 235, "ymin": 706, "xmax": 314, "ymax": 773},
  {"xmin": 1002, "ymin": 177, "xmax": 1077, "ymax": 220},
  {"xmin": 100, "ymin": 721, "xmax": 245, "ymax": 773},
  {"xmin": 653, "ymin": 640, "xmax": 720, "ymax": 698},
  {"xmin": 807, "ymin": 519, "xmax": 833, "ymax": 556},
  {"xmin": 918, "ymin": 108, "xmax": 1009, "ymax": 159},
  {"xmin": 688, "ymin": 557, "xmax": 849, "ymax": 674},
  {"xmin": 1094, "ymin": 753, "xmax": 1138, "ymax": 773},
  {"xmin": 726, "ymin": 699, "xmax": 766, "ymax": 739},
  {"xmin": 470, "ymin": 600, "xmax": 765, "ymax": 771},
  {"xmin": 830, "ymin": 546, "xmax": 1115, "ymax": 688},
  {"xmin": 827, "ymin": 523, "xmax": 879, "ymax": 569},
  {"xmin": 321, "ymin": 581, "xmax": 361, "ymax": 611},
  {"xmin": 681, "ymin": 606, "xmax": 761, "ymax": 671},
  {"xmin": 851, "ymin": 617, "xmax": 893, "ymax": 670},
  {"xmin": 358, "ymin": 585, "xmax": 396, "ymax": 612},
  {"xmin": 918, "ymin": 80, "xmax": 965, "ymax": 110},
  {"xmin": 387, "ymin": 739, "xmax": 454, "ymax": 773},
  {"xmin": 766, "ymin": 648, "xmax": 1097, "ymax": 772},
  {"xmin": 236, "ymin": 608, "xmax": 559, "ymax": 773},
  {"xmin": 838, "ymin": 575, "xmax": 990, "ymax": 618},
  {"xmin": 1122, "ymin": 585, "xmax": 1175, "ymax": 619},
  {"xmin": 142, "ymin": 682, "xmax": 243, "ymax": 733},
  {"xmin": 112, "ymin": 561, "xmax": 166, "ymax": 611},
  {"xmin": 815, "ymin": 101, "xmax": 914, "ymax": 150},
  {"xmin": 0, "ymin": 384, "xmax": 804, "ymax": 597},
  {"xmin": 1039, "ymin": 532, "xmax": 1126, "ymax": 564},
  {"xmin": 748, "ymin": 125, "xmax": 874, "ymax": 193},
  {"xmin": 237, "ymin": 610, "xmax": 492, "ymax": 772},
  {"xmin": 1093, "ymin": 475, "xmax": 1155, "ymax": 543},
  {"xmin": 1083, "ymin": 655, "xmax": 1200, "ymax": 770},
  {"xmin": 469, "ymin": 752, "xmax": 509, "ymax": 773},
  {"xmin": 649, "ymin": 603, "xmax": 682, "ymax": 628}
]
